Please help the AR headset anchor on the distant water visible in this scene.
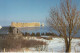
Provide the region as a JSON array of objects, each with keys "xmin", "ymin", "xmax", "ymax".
[
  {"xmin": 19, "ymin": 26, "xmax": 57, "ymax": 34},
  {"xmin": 18, "ymin": 26, "xmax": 80, "ymax": 37}
]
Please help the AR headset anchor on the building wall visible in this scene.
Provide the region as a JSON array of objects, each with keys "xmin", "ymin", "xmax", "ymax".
[
  {"xmin": 11, "ymin": 22, "xmax": 41, "ymax": 27},
  {"xmin": 13, "ymin": 28, "xmax": 22, "ymax": 35}
]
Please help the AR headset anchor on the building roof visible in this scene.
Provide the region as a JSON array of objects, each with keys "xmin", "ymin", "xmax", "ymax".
[{"xmin": 0, "ymin": 26, "xmax": 15, "ymax": 34}]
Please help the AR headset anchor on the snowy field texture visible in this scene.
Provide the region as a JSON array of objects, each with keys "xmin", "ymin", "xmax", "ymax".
[{"xmin": 24, "ymin": 37, "xmax": 80, "ymax": 53}]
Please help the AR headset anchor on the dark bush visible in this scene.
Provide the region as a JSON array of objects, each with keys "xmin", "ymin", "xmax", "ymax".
[
  {"xmin": 36, "ymin": 32, "xmax": 40, "ymax": 36},
  {"xmin": 41, "ymin": 33, "xmax": 45, "ymax": 35},
  {"xmin": 59, "ymin": 34, "xmax": 63, "ymax": 37},
  {"xmin": 46, "ymin": 32, "xmax": 52, "ymax": 35},
  {"xmin": 45, "ymin": 32, "xmax": 58, "ymax": 36},
  {"xmin": 31, "ymin": 32, "xmax": 35, "ymax": 36},
  {"xmin": 25, "ymin": 32, "xmax": 30, "ymax": 36},
  {"xmin": 52, "ymin": 33, "xmax": 58, "ymax": 37}
]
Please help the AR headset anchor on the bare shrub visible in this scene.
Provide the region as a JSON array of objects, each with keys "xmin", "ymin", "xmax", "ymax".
[
  {"xmin": 35, "ymin": 44, "xmax": 48, "ymax": 51},
  {"xmin": 22, "ymin": 40, "xmax": 46, "ymax": 48},
  {"xmin": 0, "ymin": 35, "xmax": 22, "ymax": 50},
  {"xmin": 0, "ymin": 35, "xmax": 46, "ymax": 52}
]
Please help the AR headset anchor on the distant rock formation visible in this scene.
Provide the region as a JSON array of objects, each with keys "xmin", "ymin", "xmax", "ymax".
[{"xmin": 11, "ymin": 22, "xmax": 41, "ymax": 27}]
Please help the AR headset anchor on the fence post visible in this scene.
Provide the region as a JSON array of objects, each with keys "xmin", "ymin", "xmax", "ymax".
[
  {"xmin": 52, "ymin": 48, "xmax": 53, "ymax": 53},
  {"xmin": 74, "ymin": 45, "xmax": 76, "ymax": 53},
  {"xmin": 23, "ymin": 48, "xmax": 25, "ymax": 53},
  {"xmin": 39, "ymin": 47, "xmax": 40, "ymax": 53},
  {"xmin": 4, "ymin": 48, "xmax": 5, "ymax": 53}
]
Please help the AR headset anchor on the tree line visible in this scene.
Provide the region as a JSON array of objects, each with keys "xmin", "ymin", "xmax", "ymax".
[{"xmin": 23, "ymin": 32, "xmax": 59, "ymax": 37}]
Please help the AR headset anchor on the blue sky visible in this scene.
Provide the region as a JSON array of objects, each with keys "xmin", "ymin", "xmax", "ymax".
[{"xmin": 0, "ymin": 0, "xmax": 80, "ymax": 26}]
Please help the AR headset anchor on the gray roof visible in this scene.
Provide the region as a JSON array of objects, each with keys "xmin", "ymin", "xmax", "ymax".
[{"xmin": 0, "ymin": 27, "xmax": 15, "ymax": 34}]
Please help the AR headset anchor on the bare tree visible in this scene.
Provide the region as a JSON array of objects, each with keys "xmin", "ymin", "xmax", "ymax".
[{"xmin": 47, "ymin": 0, "xmax": 80, "ymax": 52}]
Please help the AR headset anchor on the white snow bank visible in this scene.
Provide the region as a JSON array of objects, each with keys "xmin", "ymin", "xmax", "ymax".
[{"xmin": 24, "ymin": 37, "xmax": 80, "ymax": 52}]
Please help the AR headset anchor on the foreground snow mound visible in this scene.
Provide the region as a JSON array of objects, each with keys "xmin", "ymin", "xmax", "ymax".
[
  {"xmin": 47, "ymin": 38, "xmax": 65, "ymax": 52},
  {"xmin": 25, "ymin": 37, "xmax": 80, "ymax": 52}
]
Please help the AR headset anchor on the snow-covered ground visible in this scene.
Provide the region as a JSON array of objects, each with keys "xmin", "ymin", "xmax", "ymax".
[{"xmin": 24, "ymin": 37, "xmax": 80, "ymax": 53}]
